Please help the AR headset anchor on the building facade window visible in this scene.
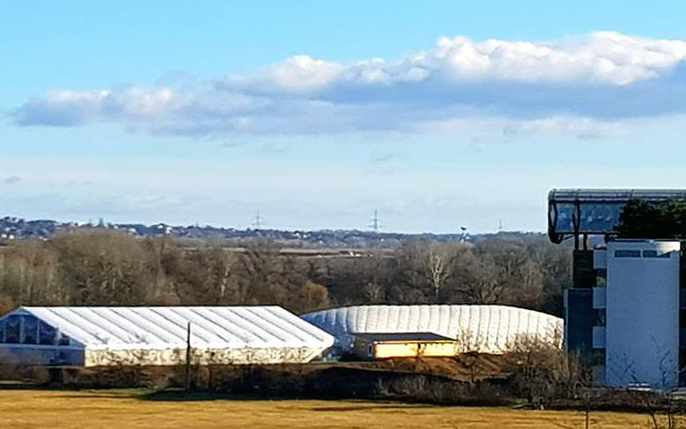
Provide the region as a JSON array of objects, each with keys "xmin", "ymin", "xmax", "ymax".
[
  {"xmin": 614, "ymin": 250, "xmax": 641, "ymax": 258},
  {"xmin": 643, "ymin": 250, "xmax": 671, "ymax": 258},
  {"xmin": 23, "ymin": 317, "xmax": 38, "ymax": 344},
  {"xmin": 594, "ymin": 309, "xmax": 606, "ymax": 326},
  {"xmin": 596, "ymin": 268, "xmax": 607, "ymax": 287},
  {"xmin": 592, "ymin": 348, "xmax": 606, "ymax": 367},
  {"xmin": 38, "ymin": 321, "xmax": 56, "ymax": 345},
  {"xmin": 4, "ymin": 315, "xmax": 21, "ymax": 344}
]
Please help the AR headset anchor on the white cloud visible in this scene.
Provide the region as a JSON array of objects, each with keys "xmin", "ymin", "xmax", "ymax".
[
  {"xmin": 225, "ymin": 31, "xmax": 686, "ymax": 89},
  {"xmin": 10, "ymin": 32, "xmax": 686, "ymax": 136},
  {"xmin": 413, "ymin": 115, "xmax": 629, "ymax": 141},
  {"xmin": 230, "ymin": 55, "xmax": 345, "ymax": 92},
  {"xmin": 430, "ymin": 32, "xmax": 686, "ymax": 85}
]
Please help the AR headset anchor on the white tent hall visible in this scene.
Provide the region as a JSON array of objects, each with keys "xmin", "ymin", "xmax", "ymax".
[{"xmin": 0, "ymin": 306, "xmax": 334, "ymax": 366}]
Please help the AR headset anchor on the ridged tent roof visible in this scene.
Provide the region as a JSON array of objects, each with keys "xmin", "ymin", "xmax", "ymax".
[
  {"xmin": 302, "ymin": 305, "xmax": 563, "ymax": 354},
  {"xmin": 10, "ymin": 306, "xmax": 334, "ymax": 351}
]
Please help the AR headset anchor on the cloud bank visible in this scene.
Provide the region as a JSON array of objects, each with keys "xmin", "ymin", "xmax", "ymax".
[{"xmin": 10, "ymin": 32, "xmax": 686, "ymax": 136}]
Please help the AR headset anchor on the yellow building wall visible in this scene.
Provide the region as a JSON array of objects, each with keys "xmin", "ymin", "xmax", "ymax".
[{"xmin": 373, "ymin": 341, "xmax": 457, "ymax": 359}]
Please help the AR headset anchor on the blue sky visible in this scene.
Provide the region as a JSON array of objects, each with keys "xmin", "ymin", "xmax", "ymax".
[{"xmin": 2, "ymin": 1, "xmax": 686, "ymax": 233}]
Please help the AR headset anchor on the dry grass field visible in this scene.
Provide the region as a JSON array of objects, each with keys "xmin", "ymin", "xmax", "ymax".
[{"xmin": 0, "ymin": 389, "xmax": 679, "ymax": 429}]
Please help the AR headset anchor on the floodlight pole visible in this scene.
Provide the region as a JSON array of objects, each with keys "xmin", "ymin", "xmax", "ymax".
[{"xmin": 185, "ymin": 322, "xmax": 191, "ymax": 391}]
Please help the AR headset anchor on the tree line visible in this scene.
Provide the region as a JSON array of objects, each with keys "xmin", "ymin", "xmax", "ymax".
[
  {"xmin": 616, "ymin": 199, "xmax": 686, "ymax": 239},
  {"xmin": 0, "ymin": 230, "xmax": 571, "ymax": 317}
]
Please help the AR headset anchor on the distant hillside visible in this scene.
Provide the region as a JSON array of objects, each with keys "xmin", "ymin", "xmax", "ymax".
[{"xmin": 0, "ymin": 216, "xmax": 544, "ymax": 249}]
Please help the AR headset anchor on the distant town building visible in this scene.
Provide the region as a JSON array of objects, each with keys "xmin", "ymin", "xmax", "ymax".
[{"xmin": 0, "ymin": 215, "xmax": 488, "ymax": 249}]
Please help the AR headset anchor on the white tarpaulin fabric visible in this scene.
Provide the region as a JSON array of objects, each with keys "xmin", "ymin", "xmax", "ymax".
[
  {"xmin": 0, "ymin": 306, "xmax": 334, "ymax": 366},
  {"xmin": 302, "ymin": 305, "xmax": 563, "ymax": 354}
]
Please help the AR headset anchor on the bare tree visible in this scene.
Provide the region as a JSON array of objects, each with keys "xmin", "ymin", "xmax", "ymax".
[
  {"xmin": 427, "ymin": 245, "xmax": 453, "ymax": 303},
  {"xmin": 0, "ymin": 231, "xmax": 571, "ymax": 319},
  {"xmin": 449, "ymin": 250, "xmax": 504, "ymax": 304},
  {"xmin": 503, "ymin": 333, "xmax": 568, "ymax": 406}
]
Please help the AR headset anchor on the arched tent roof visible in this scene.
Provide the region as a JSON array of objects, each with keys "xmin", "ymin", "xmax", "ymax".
[{"xmin": 302, "ymin": 305, "xmax": 563, "ymax": 354}]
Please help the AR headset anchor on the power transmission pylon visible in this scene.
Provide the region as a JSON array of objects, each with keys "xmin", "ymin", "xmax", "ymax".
[
  {"xmin": 370, "ymin": 210, "xmax": 380, "ymax": 232},
  {"xmin": 252, "ymin": 211, "xmax": 264, "ymax": 229}
]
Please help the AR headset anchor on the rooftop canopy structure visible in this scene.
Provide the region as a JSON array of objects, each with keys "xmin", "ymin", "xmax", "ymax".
[
  {"xmin": 302, "ymin": 305, "xmax": 563, "ymax": 355},
  {"xmin": 548, "ymin": 189, "xmax": 686, "ymax": 245},
  {"xmin": 0, "ymin": 306, "xmax": 334, "ymax": 366}
]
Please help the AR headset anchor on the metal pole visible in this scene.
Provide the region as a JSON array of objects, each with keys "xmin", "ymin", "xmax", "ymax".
[{"xmin": 185, "ymin": 322, "xmax": 191, "ymax": 391}]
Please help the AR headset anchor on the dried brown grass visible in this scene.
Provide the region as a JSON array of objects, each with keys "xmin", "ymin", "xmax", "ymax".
[{"xmin": 0, "ymin": 389, "xmax": 677, "ymax": 429}]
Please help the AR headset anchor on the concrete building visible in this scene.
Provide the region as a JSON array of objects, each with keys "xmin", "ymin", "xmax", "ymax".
[
  {"xmin": 352, "ymin": 332, "xmax": 457, "ymax": 360},
  {"xmin": 593, "ymin": 240, "xmax": 681, "ymax": 388},
  {"xmin": 549, "ymin": 189, "xmax": 686, "ymax": 389}
]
